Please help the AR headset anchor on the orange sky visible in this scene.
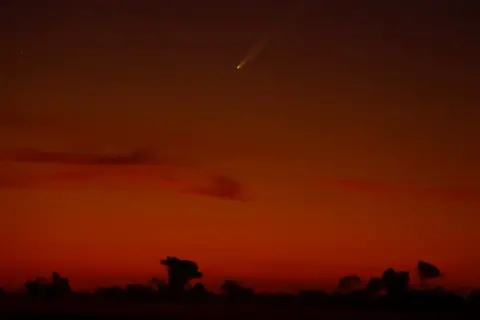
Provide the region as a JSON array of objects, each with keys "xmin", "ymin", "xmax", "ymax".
[{"xmin": 1, "ymin": 1, "xmax": 479, "ymax": 292}]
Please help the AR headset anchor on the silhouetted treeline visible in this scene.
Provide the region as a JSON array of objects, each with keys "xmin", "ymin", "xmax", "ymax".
[
  {"xmin": 2, "ymin": 258, "xmax": 480, "ymax": 313},
  {"xmin": 24, "ymin": 272, "xmax": 71, "ymax": 300}
]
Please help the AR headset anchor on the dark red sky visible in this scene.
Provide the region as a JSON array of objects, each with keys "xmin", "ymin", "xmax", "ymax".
[{"xmin": 1, "ymin": 0, "xmax": 479, "ymax": 292}]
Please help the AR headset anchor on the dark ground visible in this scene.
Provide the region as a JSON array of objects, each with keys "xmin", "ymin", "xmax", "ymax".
[{"xmin": 0, "ymin": 298, "xmax": 471, "ymax": 319}]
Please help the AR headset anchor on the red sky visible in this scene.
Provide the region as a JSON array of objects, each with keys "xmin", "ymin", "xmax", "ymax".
[{"xmin": 1, "ymin": 0, "xmax": 479, "ymax": 292}]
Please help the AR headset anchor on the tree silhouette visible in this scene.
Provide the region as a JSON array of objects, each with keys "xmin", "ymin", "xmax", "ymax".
[
  {"xmin": 467, "ymin": 290, "xmax": 480, "ymax": 307},
  {"xmin": 160, "ymin": 256, "xmax": 202, "ymax": 297},
  {"xmin": 25, "ymin": 276, "xmax": 49, "ymax": 298},
  {"xmin": 147, "ymin": 277, "xmax": 167, "ymax": 292},
  {"xmin": 417, "ymin": 260, "xmax": 442, "ymax": 284},
  {"xmin": 220, "ymin": 280, "xmax": 254, "ymax": 302},
  {"xmin": 337, "ymin": 275, "xmax": 362, "ymax": 293},
  {"xmin": 190, "ymin": 282, "xmax": 206, "ymax": 294},
  {"xmin": 51, "ymin": 272, "xmax": 72, "ymax": 297},
  {"xmin": 366, "ymin": 277, "xmax": 384, "ymax": 295},
  {"xmin": 125, "ymin": 284, "xmax": 156, "ymax": 301},
  {"xmin": 25, "ymin": 280, "xmax": 41, "ymax": 298},
  {"xmin": 24, "ymin": 272, "xmax": 71, "ymax": 299},
  {"xmin": 9, "ymin": 258, "xmax": 480, "ymax": 312},
  {"xmin": 221, "ymin": 280, "xmax": 242, "ymax": 294},
  {"xmin": 52, "ymin": 272, "xmax": 60, "ymax": 282},
  {"xmin": 188, "ymin": 282, "xmax": 209, "ymax": 303},
  {"xmin": 381, "ymin": 268, "xmax": 409, "ymax": 297},
  {"xmin": 94, "ymin": 286, "xmax": 124, "ymax": 301}
]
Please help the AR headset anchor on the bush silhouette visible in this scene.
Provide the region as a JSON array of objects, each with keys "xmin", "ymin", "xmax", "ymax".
[
  {"xmin": 5, "ymin": 258, "xmax": 480, "ymax": 313},
  {"xmin": 467, "ymin": 290, "xmax": 480, "ymax": 307},
  {"xmin": 94, "ymin": 286, "xmax": 125, "ymax": 301},
  {"xmin": 125, "ymin": 284, "xmax": 156, "ymax": 301},
  {"xmin": 337, "ymin": 275, "xmax": 362, "ymax": 293},
  {"xmin": 381, "ymin": 268, "xmax": 409, "ymax": 297},
  {"xmin": 24, "ymin": 272, "xmax": 71, "ymax": 299},
  {"xmin": 147, "ymin": 277, "xmax": 168, "ymax": 295},
  {"xmin": 51, "ymin": 272, "xmax": 72, "ymax": 296},
  {"xmin": 220, "ymin": 280, "xmax": 254, "ymax": 302},
  {"xmin": 187, "ymin": 282, "xmax": 210, "ymax": 303},
  {"xmin": 366, "ymin": 277, "xmax": 384, "ymax": 294}
]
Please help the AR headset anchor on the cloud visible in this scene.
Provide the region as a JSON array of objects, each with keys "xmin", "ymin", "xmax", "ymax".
[
  {"xmin": 0, "ymin": 149, "xmax": 245, "ymax": 201},
  {"xmin": 319, "ymin": 176, "xmax": 480, "ymax": 202},
  {"xmin": 0, "ymin": 148, "xmax": 171, "ymax": 166},
  {"xmin": 323, "ymin": 178, "xmax": 394, "ymax": 195},
  {"xmin": 4, "ymin": 149, "xmax": 475, "ymax": 203},
  {"xmin": 184, "ymin": 175, "xmax": 245, "ymax": 201},
  {"xmin": 417, "ymin": 186, "xmax": 480, "ymax": 201}
]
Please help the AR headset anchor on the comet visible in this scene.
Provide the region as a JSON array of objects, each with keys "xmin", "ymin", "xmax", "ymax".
[
  {"xmin": 236, "ymin": 61, "xmax": 246, "ymax": 70},
  {"xmin": 235, "ymin": 2, "xmax": 308, "ymax": 71},
  {"xmin": 235, "ymin": 37, "xmax": 269, "ymax": 70}
]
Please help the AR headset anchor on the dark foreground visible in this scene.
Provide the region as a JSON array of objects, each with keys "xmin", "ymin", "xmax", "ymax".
[
  {"xmin": 0, "ymin": 300, "xmax": 473, "ymax": 319},
  {"xmin": 4, "ymin": 261, "xmax": 479, "ymax": 318}
]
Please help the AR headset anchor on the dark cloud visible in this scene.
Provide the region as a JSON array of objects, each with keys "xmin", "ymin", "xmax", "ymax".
[
  {"xmin": 0, "ymin": 149, "xmax": 244, "ymax": 201},
  {"xmin": 418, "ymin": 187, "xmax": 480, "ymax": 201},
  {"xmin": 0, "ymin": 148, "xmax": 176, "ymax": 166},
  {"xmin": 186, "ymin": 175, "xmax": 245, "ymax": 201},
  {"xmin": 320, "ymin": 176, "xmax": 480, "ymax": 202}
]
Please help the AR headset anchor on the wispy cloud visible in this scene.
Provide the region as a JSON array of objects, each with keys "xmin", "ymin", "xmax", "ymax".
[
  {"xmin": 0, "ymin": 148, "xmax": 173, "ymax": 166},
  {"xmin": 183, "ymin": 175, "xmax": 245, "ymax": 201},
  {"xmin": 0, "ymin": 149, "xmax": 245, "ymax": 201},
  {"xmin": 319, "ymin": 176, "xmax": 480, "ymax": 202},
  {"xmin": 2, "ymin": 149, "xmax": 476, "ymax": 203}
]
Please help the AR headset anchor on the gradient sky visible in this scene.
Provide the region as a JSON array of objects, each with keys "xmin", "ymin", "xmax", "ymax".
[{"xmin": 1, "ymin": 0, "xmax": 479, "ymax": 292}]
